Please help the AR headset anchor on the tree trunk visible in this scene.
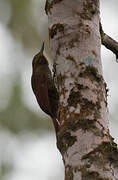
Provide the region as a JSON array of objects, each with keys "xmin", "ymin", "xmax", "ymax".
[{"xmin": 45, "ymin": 0, "xmax": 118, "ymax": 179}]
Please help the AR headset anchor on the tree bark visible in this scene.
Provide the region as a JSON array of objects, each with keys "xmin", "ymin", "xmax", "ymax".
[{"xmin": 45, "ymin": 0, "xmax": 118, "ymax": 179}]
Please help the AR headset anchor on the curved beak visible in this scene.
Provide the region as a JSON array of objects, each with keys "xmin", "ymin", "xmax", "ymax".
[{"xmin": 40, "ymin": 42, "xmax": 45, "ymax": 54}]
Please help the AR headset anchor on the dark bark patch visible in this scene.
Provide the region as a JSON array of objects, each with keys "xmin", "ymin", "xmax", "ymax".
[
  {"xmin": 68, "ymin": 37, "xmax": 79, "ymax": 48},
  {"xmin": 78, "ymin": 0, "xmax": 99, "ymax": 20},
  {"xmin": 66, "ymin": 87, "xmax": 103, "ymax": 134},
  {"xmin": 85, "ymin": 24, "xmax": 91, "ymax": 34},
  {"xmin": 49, "ymin": 23, "xmax": 64, "ymax": 39},
  {"xmin": 66, "ymin": 55, "xmax": 76, "ymax": 63},
  {"xmin": 68, "ymin": 116, "xmax": 104, "ymax": 136},
  {"xmin": 82, "ymin": 170, "xmax": 110, "ymax": 180},
  {"xmin": 67, "ymin": 87, "xmax": 91, "ymax": 108},
  {"xmin": 57, "ymin": 74, "xmax": 66, "ymax": 87},
  {"xmin": 82, "ymin": 141, "xmax": 118, "ymax": 167},
  {"xmin": 57, "ymin": 131, "xmax": 77, "ymax": 154},
  {"xmin": 59, "ymin": 104, "xmax": 68, "ymax": 123},
  {"xmin": 79, "ymin": 98, "xmax": 101, "ymax": 120},
  {"xmin": 99, "ymin": 141, "xmax": 118, "ymax": 163},
  {"xmin": 79, "ymin": 65, "xmax": 103, "ymax": 83},
  {"xmin": 68, "ymin": 90, "xmax": 81, "ymax": 107},
  {"xmin": 45, "ymin": 0, "xmax": 63, "ymax": 15},
  {"xmin": 68, "ymin": 87, "xmax": 101, "ymax": 118},
  {"xmin": 82, "ymin": 170, "xmax": 100, "ymax": 180},
  {"xmin": 77, "ymin": 84, "xmax": 89, "ymax": 90},
  {"xmin": 61, "ymin": 116, "xmax": 98, "ymax": 133},
  {"xmin": 74, "ymin": 166, "xmax": 110, "ymax": 180},
  {"xmin": 81, "ymin": 98, "xmax": 95, "ymax": 110},
  {"xmin": 76, "ymin": 118, "xmax": 96, "ymax": 131},
  {"xmin": 45, "ymin": 0, "xmax": 53, "ymax": 15},
  {"xmin": 104, "ymin": 82, "xmax": 109, "ymax": 107},
  {"xmin": 86, "ymin": 66, "xmax": 101, "ymax": 81},
  {"xmin": 65, "ymin": 165, "xmax": 73, "ymax": 180}
]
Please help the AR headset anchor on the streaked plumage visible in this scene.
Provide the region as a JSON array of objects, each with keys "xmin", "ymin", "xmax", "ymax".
[{"xmin": 31, "ymin": 43, "xmax": 59, "ymax": 132}]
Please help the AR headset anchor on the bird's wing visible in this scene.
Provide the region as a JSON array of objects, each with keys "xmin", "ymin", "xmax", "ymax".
[
  {"xmin": 31, "ymin": 74, "xmax": 52, "ymax": 116},
  {"xmin": 48, "ymin": 85, "xmax": 59, "ymax": 118}
]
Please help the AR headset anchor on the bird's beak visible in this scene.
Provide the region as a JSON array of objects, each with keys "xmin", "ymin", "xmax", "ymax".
[{"xmin": 40, "ymin": 42, "xmax": 45, "ymax": 54}]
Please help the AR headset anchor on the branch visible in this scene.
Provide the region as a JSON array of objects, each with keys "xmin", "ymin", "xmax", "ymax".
[{"xmin": 100, "ymin": 22, "xmax": 118, "ymax": 61}]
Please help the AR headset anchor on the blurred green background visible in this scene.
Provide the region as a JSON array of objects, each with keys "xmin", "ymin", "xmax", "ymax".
[{"xmin": 0, "ymin": 0, "xmax": 118, "ymax": 179}]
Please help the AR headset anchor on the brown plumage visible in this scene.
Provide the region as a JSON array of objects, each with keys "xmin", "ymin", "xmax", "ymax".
[{"xmin": 31, "ymin": 43, "xmax": 59, "ymax": 132}]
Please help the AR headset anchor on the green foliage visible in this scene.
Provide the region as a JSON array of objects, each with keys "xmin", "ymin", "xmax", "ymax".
[
  {"xmin": 6, "ymin": 0, "xmax": 42, "ymax": 51},
  {"xmin": 0, "ymin": 161, "xmax": 13, "ymax": 180},
  {"xmin": 0, "ymin": 78, "xmax": 53, "ymax": 134}
]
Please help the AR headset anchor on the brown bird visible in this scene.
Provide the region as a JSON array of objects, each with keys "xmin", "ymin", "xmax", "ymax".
[{"xmin": 31, "ymin": 42, "xmax": 59, "ymax": 132}]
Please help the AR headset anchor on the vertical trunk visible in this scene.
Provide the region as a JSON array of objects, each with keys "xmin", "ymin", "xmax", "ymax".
[{"xmin": 46, "ymin": 0, "xmax": 118, "ymax": 179}]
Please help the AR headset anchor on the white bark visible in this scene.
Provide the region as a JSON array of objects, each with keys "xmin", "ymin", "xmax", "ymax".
[{"xmin": 46, "ymin": 0, "xmax": 118, "ymax": 179}]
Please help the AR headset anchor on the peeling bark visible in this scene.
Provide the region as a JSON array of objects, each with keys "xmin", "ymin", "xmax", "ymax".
[{"xmin": 46, "ymin": 0, "xmax": 118, "ymax": 179}]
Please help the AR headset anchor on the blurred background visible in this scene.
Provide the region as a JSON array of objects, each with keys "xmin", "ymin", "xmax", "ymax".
[{"xmin": 0, "ymin": 0, "xmax": 118, "ymax": 179}]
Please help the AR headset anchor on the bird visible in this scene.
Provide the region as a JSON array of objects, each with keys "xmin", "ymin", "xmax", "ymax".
[{"xmin": 31, "ymin": 42, "xmax": 59, "ymax": 132}]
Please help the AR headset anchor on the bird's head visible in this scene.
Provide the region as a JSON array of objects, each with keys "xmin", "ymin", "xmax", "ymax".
[{"xmin": 32, "ymin": 42, "xmax": 48, "ymax": 70}]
